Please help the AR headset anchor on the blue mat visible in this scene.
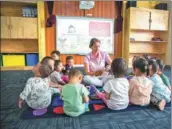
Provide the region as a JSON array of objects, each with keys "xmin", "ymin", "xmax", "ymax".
[{"xmin": 21, "ymin": 95, "xmax": 171, "ymax": 119}]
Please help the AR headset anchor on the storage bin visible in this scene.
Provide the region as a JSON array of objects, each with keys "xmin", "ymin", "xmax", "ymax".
[
  {"xmin": 26, "ymin": 54, "xmax": 38, "ymax": 66},
  {"xmin": 3, "ymin": 55, "xmax": 25, "ymax": 66}
]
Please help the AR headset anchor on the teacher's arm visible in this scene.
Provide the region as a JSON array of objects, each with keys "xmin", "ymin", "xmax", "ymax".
[
  {"xmin": 106, "ymin": 53, "xmax": 112, "ymax": 65},
  {"xmin": 84, "ymin": 63, "xmax": 95, "ymax": 76}
]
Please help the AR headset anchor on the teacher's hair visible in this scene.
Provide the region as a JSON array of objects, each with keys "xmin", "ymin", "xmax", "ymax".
[{"xmin": 89, "ymin": 38, "xmax": 100, "ymax": 48}]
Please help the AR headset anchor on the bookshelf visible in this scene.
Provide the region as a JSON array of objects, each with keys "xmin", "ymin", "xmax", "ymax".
[{"xmin": 123, "ymin": 7, "xmax": 169, "ymax": 67}]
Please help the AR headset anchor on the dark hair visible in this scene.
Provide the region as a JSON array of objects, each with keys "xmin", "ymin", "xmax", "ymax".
[
  {"xmin": 40, "ymin": 56, "xmax": 54, "ymax": 65},
  {"xmin": 148, "ymin": 59, "xmax": 156, "ymax": 66},
  {"xmin": 66, "ymin": 56, "xmax": 74, "ymax": 62},
  {"xmin": 132, "ymin": 56, "xmax": 140, "ymax": 66},
  {"xmin": 111, "ymin": 58, "xmax": 127, "ymax": 78},
  {"xmin": 39, "ymin": 64, "xmax": 53, "ymax": 78},
  {"xmin": 151, "ymin": 62, "xmax": 159, "ymax": 73},
  {"xmin": 133, "ymin": 58, "xmax": 148, "ymax": 73},
  {"xmin": 54, "ymin": 60, "xmax": 62, "ymax": 68},
  {"xmin": 68, "ymin": 69, "xmax": 82, "ymax": 79},
  {"xmin": 89, "ymin": 38, "xmax": 100, "ymax": 48},
  {"xmin": 51, "ymin": 50, "xmax": 60, "ymax": 56},
  {"xmin": 156, "ymin": 59, "xmax": 164, "ymax": 71}
]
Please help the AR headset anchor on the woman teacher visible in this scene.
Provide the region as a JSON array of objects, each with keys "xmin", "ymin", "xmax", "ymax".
[{"xmin": 83, "ymin": 38, "xmax": 112, "ymax": 87}]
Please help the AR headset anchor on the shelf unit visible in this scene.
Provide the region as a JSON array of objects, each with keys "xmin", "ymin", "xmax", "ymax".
[
  {"xmin": 0, "ymin": 1, "xmax": 39, "ymax": 70},
  {"xmin": 123, "ymin": 7, "xmax": 169, "ymax": 67}
]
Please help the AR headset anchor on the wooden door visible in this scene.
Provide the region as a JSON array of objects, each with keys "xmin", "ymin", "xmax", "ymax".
[
  {"xmin": 1, "ymin": 16, "xmax": 11, "ymax": 38},
  {"xmin": 10, "ymin": 17, "xmax": 24, "ymax": 39},
  {"xmin": 130, "ymin": 8, "xmax": 150, "ymax": 30},
  {"xmin": 150, "ymin": 10, "xmax": 169, "ymax": 31},
  {"xmin": 23, "ymin": 18, "xmax": 38, "ymax": 39}
]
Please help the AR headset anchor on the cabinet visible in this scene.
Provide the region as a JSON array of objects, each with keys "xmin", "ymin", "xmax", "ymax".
[
  {"xmin": 130, "ymin": 8, "xmax": 169, "ymax": 31},
  {"xmin": 1, "ymin": 16, "xmax": 11, "ymax": 38},
  {"xmin": 123, "ymin": 7, "xmax": 169, "ymax": 67},
  {"xmin": 1, "ymin": 16, "xmax": 37, "ymax": 39}
]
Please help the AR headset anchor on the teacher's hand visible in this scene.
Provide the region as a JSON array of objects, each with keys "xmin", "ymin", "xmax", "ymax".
[{"xmin": 95, "ymin": 70, "xmax": 104, "ymax": 76}]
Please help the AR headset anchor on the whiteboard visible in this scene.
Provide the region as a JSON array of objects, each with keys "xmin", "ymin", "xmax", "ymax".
[{"xmin": 56, "ymin": 16, "xmax": 114, "ymax": 55}]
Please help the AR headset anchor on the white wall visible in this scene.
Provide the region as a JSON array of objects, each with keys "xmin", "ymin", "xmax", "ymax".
[{"xmin": 166, "ymin": 2, "xmax": 172, "ymax": 65}]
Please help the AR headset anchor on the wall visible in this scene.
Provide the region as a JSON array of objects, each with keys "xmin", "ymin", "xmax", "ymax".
[{"xmin": 45, "ymin": 1, "xmax": 122, "ymax": 64}]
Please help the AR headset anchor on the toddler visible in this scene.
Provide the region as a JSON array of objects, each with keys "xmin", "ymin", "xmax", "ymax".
[
  {"xmin": 61, "ymin": 69, "xmax": 89, "ymax": 117},
  {"xmin": 129, "ymin": 58, "xmax": 153, "ymax": 106},
  {"xmin": 156, "ymin": 59, "xmax": 171, "ymax": 90},
  {"xmin": 49, "ymin": 60, "xmax": 67, "ymax": 85},
  {"xmin": 149, "ymin": 61, "xmax": 171, "ymax": 111},
  {"xmin": 18, "ymin": 57, "xmax": 60, "ymax": 110},
  {"xmin": 62, "ymin": 56, "xmax": 74, "ymax": 75},
  {"xmin": 92, "ymin": 58, "xmax": 129, "ymax": 110}
]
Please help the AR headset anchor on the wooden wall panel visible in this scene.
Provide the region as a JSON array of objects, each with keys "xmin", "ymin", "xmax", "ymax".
[{"xmin": 45, "ymin": 1, "xmax": 122, "ymax": 64}]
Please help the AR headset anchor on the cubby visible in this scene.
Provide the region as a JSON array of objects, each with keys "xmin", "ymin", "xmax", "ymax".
[
  {"xmin": 0, "ymin": 1, "xmax": 39, "ymax": 70},
  {"xmin": 123, "ymin": 7, "xmax": 169, "ymax": 67}
]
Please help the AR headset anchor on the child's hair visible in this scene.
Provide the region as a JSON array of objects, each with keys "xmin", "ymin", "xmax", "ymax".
[
  {"xmin": 156, "ymin": 59, "xmax": 164, "ymax": 71},
  {"xmin": 148, "ymin": 59, "xmax": 156, "ymax": 66},
  {"xmin": 66, "ymin": 56, "xmax": 74, "ymax": 62},
  {"xmin": 39, "ymin": 56, "xmax": 54, "ymax": 78},
  {"xmin": 54, "ymin": 60, "xmax": 62, "ymax": 68},
  {"xmin": 68, "ymin": 69, "xmax": 82, "ymax": 79},
  {"xmin": 132, "ymin": 56, "xmax": 140, "ymax": 66},
  {"xmin": 133, "ymin": 57, "xmax": 148, "ymax": 73},
  {"xmin": 89, "ymin": 38, "xmax": 100, "ymax": 48},
  {"xmin": 111, "ymin": 58, "xmax": 127, "ymax": 78},
  {"xmin": 51, "ymin": 50, "xmax": 60, "ymax": 56},
  {"xmin": 39, "ymin": 64, "xmax": 53, "ymax": 78},
  {"xmin": 40, "ymin": 56, "xmax": 54, "ymax": 65},
  {"xmin": 151, "ymin": 62, "xmax": 159, "ymax": 73}
]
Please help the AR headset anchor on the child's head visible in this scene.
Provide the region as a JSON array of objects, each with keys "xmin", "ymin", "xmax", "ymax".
[
  {"xmin": 51, "ymin": 50, "xmax": 60, "ymax": 60},
  {"xmin": 68, "ymin": 69, "xmax": 82, "ymax": 83},
  {"xmin": 148, "ymin": 62, "xmax": 159, "ymax": 76},
  {"xmin": 156, "ymin": 59, "xmax": 164, "ymax": 73},
  {"xmin": 66, "ymin": 56, "xmax": 74, "ymax": 67},
  {"xmin": 34, "ymin": 56, "xmax": 54, "ymax": 78},
  {"xmin": 147, "ymin": 59, "xmax": 156, "ymax": 76},
  {"xmin": 54, "ymin": 60, "xmax": 63, "ymax": 72},
  {"xmin": 133, "ymin": 58, "xmax": 148, "ymax": 76},
  {"xmin": 111, "ymin": 58, "xmax": 127, "ymax": 78}
]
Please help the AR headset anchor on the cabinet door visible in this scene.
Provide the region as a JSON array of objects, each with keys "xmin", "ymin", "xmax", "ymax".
[
  {"xmin": 150, "ymin": 10, "xmax": 169, "ymax": 31},
  {"xmin": 23, "ymin": 18, "xmax": 38, "ymax": 39},
  {"xmin": 10, "ymin": 17, "xmax": 24, "ymax": 39},
  {"xmin": 1, "ymin": 16, "xmax": 11, "ymax": 38},
  {"xmin": 130, "ymin": 8, "xmax": 150, "ymax": 30}
]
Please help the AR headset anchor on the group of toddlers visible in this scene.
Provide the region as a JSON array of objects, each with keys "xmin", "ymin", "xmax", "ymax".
[{"xmin": 18, "ymin": 50, "xmax": 171, "ymax": 117}]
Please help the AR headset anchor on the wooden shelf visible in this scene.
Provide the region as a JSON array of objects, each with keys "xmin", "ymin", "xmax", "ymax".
[
  {"xmin": 1, "ymin": 51, "xmax": 39, "ymax": 54},
  {"xmin": 1, "ymin": 66, "xmax": 33, "ymax": 71},
  {"xmin": 130, "ymin": 40, "xmax": 167, "ymax": 43},
  {"xmin": 131, "ymin": 29, "xmax": 168, "ymax": 32},
  {"xmin": 130, "ymin": 52, "xmax": 165, "ymax": 55}
]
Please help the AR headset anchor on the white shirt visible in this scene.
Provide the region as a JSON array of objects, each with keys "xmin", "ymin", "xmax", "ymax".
[
  {"xmin": 103, "ymin": 78, "xmax": 129, "ymax": 110},
  {"xmin": 20, "ymin": 77, "xmax": 60, "ymax": 109}
]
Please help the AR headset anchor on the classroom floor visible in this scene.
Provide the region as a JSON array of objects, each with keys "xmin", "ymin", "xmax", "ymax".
[{"xmin": 1, "ymin": 70, "xmax": 171, "ymax": 129}]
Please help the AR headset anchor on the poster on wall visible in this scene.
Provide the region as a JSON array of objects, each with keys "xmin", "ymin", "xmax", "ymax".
[{"xmin": 56, "ymin": 16, "xmax": 114, "ymax": 54}]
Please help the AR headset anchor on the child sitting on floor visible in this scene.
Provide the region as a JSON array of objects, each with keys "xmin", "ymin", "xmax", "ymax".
[
  {"xmin": 156, "ymin": 59, "xmax": 171, "ymax": 90},
  {"xmin": 129, "ymin": 58, "xmax": 153, "ymax": 106},
  {"xmin": 49, "ymin": 60, "xmax": 68, "ymax": 85},
  {"xmin": 62, "ymin": 56, "xmax": 74, "ymax": 75},
  {"xmin": 18, "ymin": 56, "xmax": 60, "ymax": 111},
  {"xmin": 51, "ymin": 50, "xmax": 61, "ymax": 61},
  {"xmin": 61, "ymin": 69, "xmax": 89, "ymax": 117},
  {"xmin": 91, "ymin": 58, "xmax": 129, "ymax": 110},
  {"xmin": 148, "ymin": 61, "xmax": 171, "ymax": 111}
]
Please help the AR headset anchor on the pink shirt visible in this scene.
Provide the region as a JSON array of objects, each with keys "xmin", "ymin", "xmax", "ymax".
[
  {"xmin": 129, "ymin": 76, "xmax": 153, "ymax": 106},
  {"xmin": 84, "ymin": 51, "xmax": 109, "ymax": 72}
]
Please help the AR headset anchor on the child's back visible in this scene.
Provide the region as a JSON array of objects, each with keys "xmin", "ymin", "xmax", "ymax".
[
  {"xmin": 20, "ymin": 77, "xmax": 59, "ymax": 109},
  {"xmin": 104, "ymin": 77, "xmax": 129, "ymax": 110},
  {"xmin": 61, "ymin": 83, "xmax": 89, "ymax": 116},
  {"xmin": 149, "ymin": 74, "xmax": 171, "ymax": 102},
  {"xmin": 129, "ymin": 76, "xmax": 153, "ymax": 105}
]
